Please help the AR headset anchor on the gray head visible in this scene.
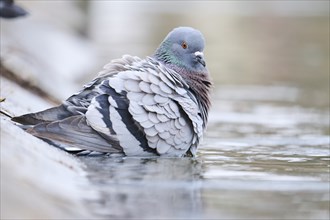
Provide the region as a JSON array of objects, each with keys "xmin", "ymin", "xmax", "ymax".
[{"xmin": 154, "ymin": 27, "xmax": 207, "ymax": 73}]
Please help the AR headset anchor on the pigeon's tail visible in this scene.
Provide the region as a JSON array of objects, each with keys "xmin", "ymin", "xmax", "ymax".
[
  {"xmin": 25, "ymin": 115, "xmax": 122, "ymax": 153},
  {"xmin": 12, "ymin": 105, "xmax": 74, "ymax": 125}
]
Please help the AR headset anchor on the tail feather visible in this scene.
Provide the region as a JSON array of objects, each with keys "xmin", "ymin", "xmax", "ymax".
[
  {"xmin": 27, "ymin": 115, "xmax": 122, "ymax": 153},
  {"xmin": 12, "ymin": 105, "xmax": 74, "ymax": 125}
]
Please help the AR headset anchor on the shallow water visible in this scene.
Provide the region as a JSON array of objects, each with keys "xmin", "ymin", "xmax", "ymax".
[
  {"xmin": 79, "ymin": 85, "xmax": 329, "ymax": 219},
  {"xmin": 76, "ymin": 2, "xmax": 329, "ymax": 218}
]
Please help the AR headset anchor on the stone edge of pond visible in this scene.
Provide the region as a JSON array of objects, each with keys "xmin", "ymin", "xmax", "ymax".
[{"xmin": 1, "ymin": 76, "xmax": 97, "ymax": 219}]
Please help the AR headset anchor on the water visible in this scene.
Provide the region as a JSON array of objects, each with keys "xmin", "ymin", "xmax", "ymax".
[
  {"xmin": 79, "ymin": 85, "xmax": 329, "ymax": 219},
  {"xmin": 77, "ymin": 2, "xmax": 329, "ymax": 218}
]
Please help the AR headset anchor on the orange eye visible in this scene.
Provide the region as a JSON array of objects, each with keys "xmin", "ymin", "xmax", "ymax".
[{"xmin": 181, "ymin": 41, "xmax": 188, "ymax": 49}]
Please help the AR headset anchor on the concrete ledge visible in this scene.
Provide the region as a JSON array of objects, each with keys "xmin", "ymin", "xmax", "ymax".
[{"xmin": 1, "ymin": 77, "xmax": 96, "ymax": 219}]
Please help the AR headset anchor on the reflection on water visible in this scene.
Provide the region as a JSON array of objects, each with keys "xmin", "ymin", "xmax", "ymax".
[
  {"xmin": 80, "ymin": 85, "xmax": 329, "ymax": 219},
  {"xmin": 81, "ymin": 157, "xmax": 203, "ymax": 219}
]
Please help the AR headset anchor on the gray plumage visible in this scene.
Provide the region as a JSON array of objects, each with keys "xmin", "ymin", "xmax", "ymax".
[{"xmin": 12, "ymin": 27, "xmax": 212, "ymax": 157}]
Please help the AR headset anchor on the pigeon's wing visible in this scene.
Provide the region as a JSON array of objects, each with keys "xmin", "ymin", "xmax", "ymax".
[
  {"xmin": 12, "ymin": 56, "xmax": 203, "ymax": 156},
  {"xmin": 85, "ymin": 58, "xmax": 203, "ymax": 156},
  {"xmin": 11, "ymin": 55, "xmax": 141, "ymax": 126},
  {"xmin": 12, "ymin": 105, "xmax": 74, "ymax": 125},
  {"xmin": 11, "ymin": 78, "xmax": 103, "ymax": 125},
  {"xmin": 26, "ymin": 115, "xmax": 122, "ymax": 153},
  {"xmin": 126, "ymin": 66, "xmax": 202, "ymax": 156},
  {"xmin": 12, "ymin": 56, "xmax": 145, "ymax": 153},
  {"xmin": 85, "ymin": 79, "xmax": 159, "ymax": 156}
]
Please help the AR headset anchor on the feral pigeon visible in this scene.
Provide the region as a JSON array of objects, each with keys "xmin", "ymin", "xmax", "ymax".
[
  {"xmin": 12, "ymin": 27, "xmax": 212, "ymax": 157},
  {"xmin": 0, "ymin": 0, "xmax": 28, "ymax": 18}
]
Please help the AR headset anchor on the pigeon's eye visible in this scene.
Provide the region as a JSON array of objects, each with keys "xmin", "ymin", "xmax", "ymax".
[{"xmin": 181, "ymin": 41, "xmax": 188, "ymax": 49}]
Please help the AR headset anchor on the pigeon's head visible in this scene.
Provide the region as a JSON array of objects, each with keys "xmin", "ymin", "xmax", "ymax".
[
  {"xmin": 154, "ymin": 27, "xmax": 211, "ymax": 125},
  {"xmin": 154, "ymin": 27, "xmax": 207, "ymax": 73}
]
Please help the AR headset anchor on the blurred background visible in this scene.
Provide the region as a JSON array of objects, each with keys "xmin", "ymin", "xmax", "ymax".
[
  {"xmin": 1, "ymin": 0, "xmax": 329, "ymax": 103},
  {"xmin": 1, "ymin": 1, "xmax": 329, "ymax": 219}
]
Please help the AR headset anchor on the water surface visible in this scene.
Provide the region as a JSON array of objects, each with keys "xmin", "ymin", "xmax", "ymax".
[
  {"xmin": 78, "ymin": 3, "xmax": 329, "ymax": 218},
  {"xmin": 80, "ymin": 85, "xmax": 329, "ymax": 219}
]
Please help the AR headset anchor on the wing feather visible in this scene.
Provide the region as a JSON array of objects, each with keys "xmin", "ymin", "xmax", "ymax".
[
  {"xmin": 12, "ymin": 55, "xmax": 204, "ymax": 157},
  {"xmin": 27, "ymin": 116, "xmax": 121, "ymax": 152}
]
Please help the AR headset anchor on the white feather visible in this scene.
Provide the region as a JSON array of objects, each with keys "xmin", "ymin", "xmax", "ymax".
[
  {"xmin": 109, "ymin": 106, "xmax": 144, "ymax": 155},
  {"xmin": 138, "ymin": 71, "xmax": 150, "ymax": 82},
  {"xmin": 159, "ymin": 81, "xmax": 172, "ymax": 94},
  {"xmin": 140, "ymin": 120, "xmax": 154, "ymax": 129},
  {"xmin": 159, "ymin": 131, "xmax": 170, "ymax": 139},
  {"xmin": 108, "ymin": 77, "xmax": 125, "ymax": 93},
  {"xmin": 148, "ymin": 112, "xmax": 160, "ymax": 124},
  {"xmin": 124, "ymin": 80, "xmax": 141, "ymax": 92},
  {"xmin": 148, "ymin": 74, "xmax": 160, "ymax": 85},
  {"xmin": 156, "ymin": 139, "xmax": 171, "ymax": 154},
  {"xmin": 86, "ymin": 99, "xmax": 109, "ymax": 135},
  {"xmin": 154, "ymin": 122, "xmax": 166, "ymax": 133},
  {"xmin": 139, "ymin": 81, "xmax": 152, "ymax": 93},
  {"xmin": 150, "ymin": 84, "xmax": 161, "ymax": 94},
  {"xmin": 142, "ymin": 94, "xmax": 157, "ymax": 105},
  {"xmin": 145, "ymin": 126, "xmax": 158, "ymax": 136},
  {"xmin": 108, "ymin": 96, "xmax": 118, "ymax": 108},
  {"xmin": 127, "ymin": 92, "xmax": 145, "ymax": 101},
  {"xmin": 154, "ymin": 94, "xmax": 168, "ymax": 104},
  {"xmin": 157, "ymin": 114, "xmax": 169, "ymax": 122},
  {"xmin": 128, "ymin": 103, "xmax": 145, "ymax": 115}
]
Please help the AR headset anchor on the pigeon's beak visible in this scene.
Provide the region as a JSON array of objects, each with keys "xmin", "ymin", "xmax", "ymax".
[{"xmin": 195, "ymin": 51, "xmax": 206, "ymax": 67}]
